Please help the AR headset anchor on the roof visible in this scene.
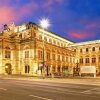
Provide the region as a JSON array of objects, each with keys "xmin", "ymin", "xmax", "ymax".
[
  {"xmin": 18, "ymin": 22, "xmax": 75, "ymax": 43},
  {"xmin": 69, "ymin": 40, "xmax": 100, "ymax": 47}
]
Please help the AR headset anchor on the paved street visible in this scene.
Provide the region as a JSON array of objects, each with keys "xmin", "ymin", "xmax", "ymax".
[{"xmin": 0, "ymin": 77, "xmax": 100, "ymax": 100}]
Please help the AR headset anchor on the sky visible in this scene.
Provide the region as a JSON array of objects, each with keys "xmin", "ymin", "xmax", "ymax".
[{"xmin": 0, "ymin": 0, "xmax": 100, "ymax": 42}]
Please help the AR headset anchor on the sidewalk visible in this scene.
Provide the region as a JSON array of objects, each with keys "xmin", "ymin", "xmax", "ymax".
[
  {"xmin": 1, "ymin": 74, "xmax": 100, "ymax": 79},
  {"xmin": 0, "ymin": 74, "xmax": 100, "ymax": 86}
]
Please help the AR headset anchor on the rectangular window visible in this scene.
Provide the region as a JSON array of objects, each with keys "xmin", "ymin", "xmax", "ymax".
[
  {"xmin": 47, "ymin": 52, "xmax": 50, "ymax": 60},
  {"xmin": 62, "ymin": 56, "xmax": 65, "ymax": 61},
  {"xmin": 58, "ymin": 55, "xmax": 60, "ymax": 61},
  {"xmin": 52, "ymin": 54, "xmax": 55, "ymax": 60},
  {"xmin": 92, "ymin": 58, "xmax": 96, "ymax": 63},
  {"xmin": 92, "ymin": 47, "xmax": 95, "ymax": 51},
  {"xmin": 80, "ymin": 58, "xmax": 83, "ymax": 63},
  {"xmin": 70, "ymin": 57, "xmax": 72, "ymax": 63},
  {"xmin": 38, "ymin": 50, "xmax": 42, "ymax": 59},
  {"xmin": 25, "ymin": 51, "xmax": 29, "ymax": 58},
  {"xmin": 80, "ymin": 49, "xmax": 82, "ymax": 53},
  {"xmin": 85, "ymin": 58, "xmax": 89, "ymax": 63},
  {"xmin": 86, "ymin": 48, "xmax": 88, "ymax": 52},
  {"xmin": 66, "ymin": 57, "xmax": 68, "ymax": 62},
  {"xmin": 99, "ymin": 47, "xmax": 100, "ymax": 51},
  {"xmin": 99, "ymin": 56, "xmax": 100, "ymax": 62},
  {"xmin": 5, "ymin": 51, "xmax": 11, "ymax": 58},
  {"xmin": 74, "ymin": 49, "xmax": 76, "ymax": 52}
]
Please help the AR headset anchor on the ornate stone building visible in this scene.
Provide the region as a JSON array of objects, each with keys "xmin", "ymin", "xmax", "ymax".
[
  {"xmin": 0, "ymin": 22, "xmax": 100, "ymax": 76},
  {"xmin": 0, "ymin": 22, "xmax": 75, "ymax": 76}
]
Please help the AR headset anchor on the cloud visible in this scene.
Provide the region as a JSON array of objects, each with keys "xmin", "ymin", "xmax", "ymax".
[
  {"xmin": 55, "ymin": 0, "xmax": 64, "ymax": 4},
  {"xmin": 0, "ymin": 1, "xmax": 39, "ymax": 30},
  {"xmin": 68, "ymin": 31, "xmax": 95, "ymax": 40},
  {"xmin": 86, "ymin": 22, "xmax": 100, "ymax": 29},
  {"xmin": 0, "ymin": 7, "xmax": 15, "ymax": 24},
  {"xmin": 80, "ymin": 18, "xmax": 100, "ymax": 29},
  {"xmin": 18, "ymin": 1, "xmax": 38, "ymax": 16},
  {"xmin": 42, "ymin": 0, "xmax": 65, "ymax": 12}
]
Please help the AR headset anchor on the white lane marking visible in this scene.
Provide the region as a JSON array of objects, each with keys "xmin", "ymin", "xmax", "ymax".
[
  {"xmin": 0, "ymin": 88, "xmax": 7, "ymax": 91},
  {"xmin": 29, "ymin": 95, "xmax": 52, "ymax": 100},
  {"xmin": 81, "ymin": 88, "xmax": 98, "ymax": 93},
  {"xmin": 12, "ymin": 82, "xmax": 100, "ymax": 99}
]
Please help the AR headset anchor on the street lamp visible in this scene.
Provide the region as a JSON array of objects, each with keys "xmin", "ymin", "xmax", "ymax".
[
  {"xmin": 39, "ymin": 18, "xmax": 50, "ymax": 77},
  {"xmin": 39, "ymin": 18, "xmax": 50, "ymax": 29}
]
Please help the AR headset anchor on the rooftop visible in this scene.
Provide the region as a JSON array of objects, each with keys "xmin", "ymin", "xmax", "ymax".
[{"xmin": 69, "ymin": 40, "xmax": 100, "ymax": 47}]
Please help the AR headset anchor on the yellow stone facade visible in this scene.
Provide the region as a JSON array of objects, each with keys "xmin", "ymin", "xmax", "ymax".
[
  {"xmin": 69, "ymin": 41, "xmax": 100, "ymax": 75},
  {"xmin": 0, "ymin": 22, "xmax": 100, "ymax": 76},
  {"xmin": 0, "ymin": 22, "xmax": 75, "ymax": 76}
]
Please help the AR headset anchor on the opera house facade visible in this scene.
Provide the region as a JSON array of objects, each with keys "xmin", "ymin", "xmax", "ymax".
[{"xmin": 0, "ymin": 22, "xmax": 100, "ymax": 76}]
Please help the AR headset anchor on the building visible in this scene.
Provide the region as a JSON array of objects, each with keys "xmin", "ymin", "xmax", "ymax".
[
  {"xmin": 68, "ymin": 40, "xmax": 100, "ymax": 75},
  {"xmin": 0, "ymin": 22, "xmax": 100, "ymax": 76},
  {"xmin": 0, "ymin": 22, "xmax": 75, "ymax": 76}
]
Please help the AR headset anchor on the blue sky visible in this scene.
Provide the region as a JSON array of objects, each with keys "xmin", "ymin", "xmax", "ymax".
[{"xmin": 0, "ymin": 0, "xmax": 100, "ymax": 42}]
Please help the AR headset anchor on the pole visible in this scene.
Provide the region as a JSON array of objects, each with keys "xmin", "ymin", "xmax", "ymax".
[{"xmin": 42, "ymin": 29, "xmax": 45, "ymax": 78}]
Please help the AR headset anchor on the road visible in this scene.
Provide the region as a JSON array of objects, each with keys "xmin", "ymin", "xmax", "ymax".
[{"xmin": 0, "ymin": 78, "xmax": 100, "ymax": 100}]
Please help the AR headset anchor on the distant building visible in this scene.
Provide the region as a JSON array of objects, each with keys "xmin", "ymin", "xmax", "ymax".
[
  {"xmin": 68, "ymin": 40, "xmax": 100, "ymax": 75},
  {"xmin": 0, "ymin": 22, "xmax": 99, "ymax": 76}
]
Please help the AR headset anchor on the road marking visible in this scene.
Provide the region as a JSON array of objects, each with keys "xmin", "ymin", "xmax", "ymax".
[
  {"xmin": 81, "ymin": 88, "xmax": 97, "ymax": 94},
  {"xmin": 29, "ymin": 95, "xmax": 52, "ymax": 100},
  {"xmin": 0, "ymin": 88, "xmax": 7, "ymax": 91}
]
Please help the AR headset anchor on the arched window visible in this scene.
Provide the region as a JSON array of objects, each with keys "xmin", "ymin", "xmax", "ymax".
[{"xmin": 5, "ymin": 47, "xmax": 11, "ymax": 58}]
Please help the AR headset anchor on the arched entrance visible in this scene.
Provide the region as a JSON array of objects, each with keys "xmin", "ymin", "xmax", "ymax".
[
  {"xmin": 57, "ymin": 66, "xmax": 60, "ymax": 75},
  {"xmin": 25, "ymin": 65, "xmax": 30, "ymax": 73},
  {"xmin": 57, "ymin": 66, "xmax": 60, "ymax": 72},
  {"xmin": 52, "ymin": 66, "xmax": 55, "ymax": 73},
  {"xmin": 5, "ymin": 63, "xmax": 12, "ymax": 75},
  {"xmin": 62, "ymin": 66, "xmax": 68, "ymax": 76}
]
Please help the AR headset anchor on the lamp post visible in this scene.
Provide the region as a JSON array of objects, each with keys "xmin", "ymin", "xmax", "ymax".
[
  {"xmin": 39, "ymin": 18, "xmax": 50, "ymax": 78},
  {"xmin": 74, "ymin": 59, "xmax": 79, "ymax": 76}
]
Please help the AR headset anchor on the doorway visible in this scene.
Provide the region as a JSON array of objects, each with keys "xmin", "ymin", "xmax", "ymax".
[
  {"xmin": 5, "ymin": 63, "xmax": 12, "ymax": 75},
  {"xmin": 25, "ymin": 65, "xmax": 30, "ymax": 73}
]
